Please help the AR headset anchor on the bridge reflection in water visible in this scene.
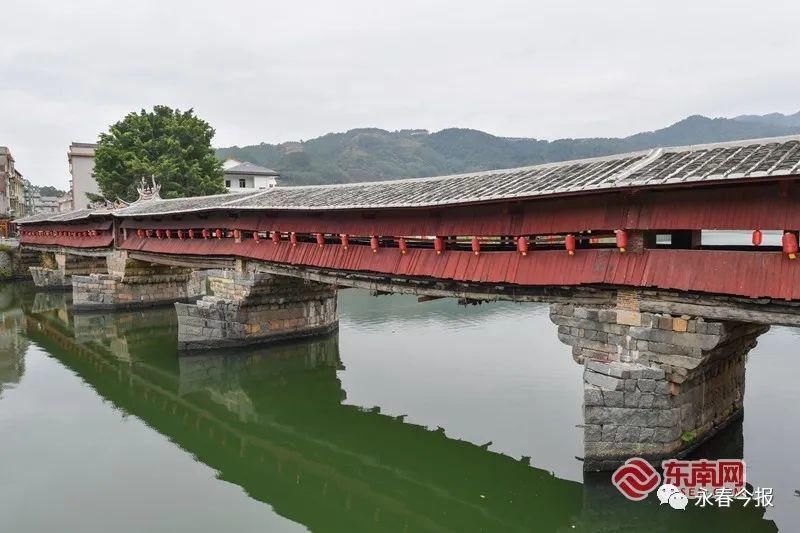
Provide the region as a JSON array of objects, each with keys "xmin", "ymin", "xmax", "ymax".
[{"xmin": 7, "ymin": 285, "xmax": 777, "ymax": 532}]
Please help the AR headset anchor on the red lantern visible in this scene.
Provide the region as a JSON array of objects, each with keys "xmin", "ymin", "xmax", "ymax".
[
  {"xmin": 202, "ymin": 229, "xmax": 210, "ymax": 239},
  {"xmin": 290, "ymin": 232, "xmax": 298, "ymax": 246},
  {"xmin": 188, "ymin": 229, "xmax": 195, "ymax": 239},
  {"xmin": 253, "ymin": 231, "xmax": 260, "ymax": 243},
  {"xmin": 316, "ymin": 233, "xmax": 325, "ymax": 247},
  {"xmin": 616, "ymin": 229, "xmax": 628, "ymax": 253},
  {"xmin": 166, "ymin": 229, "xmax": 172, "ymax": 239},
  {"xmin": 215, "ymin": 229, "xmax": 222, "ymax": 239},
  {"xmin": 146, "ymin": 229, "xmax": 152, "ymax": 238},
  {"xmin": 370, "ymin": 236, "xmax": 379, "ymax": 253},
  {"xmin": 752, "ymin": 230, "xmax": 763, "ymax": 247},
  {"xmin": 340, "ymin": 234, "xmax": 349, "ymax": 249},
  {"xmin": 178, "ymin": 230, "xmax": 184, "ymax": 240},
  {"xmin": 398, "ymin": 237, "xmax": 408, "ymax": 255},
  {"xmin": 233, "ymin": 229, "xmax": 241, "ymax": 240},
  {"xmin": 565, "ymin": 234, "xmax": 577, "ymax": 256},
  {"xmin": 783, "ymin": 232, "xmax": 798, "ymax": 260},
  {"xmin": 517, "ymin": 236, "xmax": 529, "ymax": 256},
  {"xmin": 471, "ymin": 236, "xmax": 481, "ymax": 256},
  {"xmin": 434, "ymin": 236, "xmax": 445, "ymax": 255},
  {"xmin": 271, "ymin": 231, "xmax": 281, "ymax": 244},
  {"xmin": 136, "ymin": 229, "xmax": 143, "ymax": 238}
]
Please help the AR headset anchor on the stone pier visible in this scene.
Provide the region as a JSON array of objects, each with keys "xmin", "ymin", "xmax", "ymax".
[
  {"xmin": 175, "ymin": 270, "xmax": 338, "ymax": 351},
  {"xmin": 72, "ymin": 251, "xmax": 198, "ymax": 310},
  {"xmin": 551, "ymin": 291, "xmax": 768, "ymax": 471},
  {"xmin": 30, "ymin": 251, "xmax": 107, "ymax": 289}
]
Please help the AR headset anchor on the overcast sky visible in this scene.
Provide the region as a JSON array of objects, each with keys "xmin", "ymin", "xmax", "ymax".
[{"xmin": 1, "ymin": 0, "xmax": 798, "ymax": 188}]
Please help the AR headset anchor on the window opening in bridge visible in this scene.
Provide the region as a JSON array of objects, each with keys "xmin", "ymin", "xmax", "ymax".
[
  {"xmin": 701, "ymin": 230, "xmax": 783, "ymax": 251},
  {"xmin": 118, "ymin": 227, "xmax": 784, "ymax": 255}
]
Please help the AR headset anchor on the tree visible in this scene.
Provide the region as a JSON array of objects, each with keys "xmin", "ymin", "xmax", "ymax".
[
  {"xmin": 38, "ymin": 185, "xmax": 65, "ymax": 197},
  {"xmin": 94, "ymin": 105, "xmax": 226, "ymax": 201}
]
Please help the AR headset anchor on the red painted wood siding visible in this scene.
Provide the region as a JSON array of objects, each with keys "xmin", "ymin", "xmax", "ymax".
[
  {"xmin": 119, "ymin": 236, "xmax": 800, "ymax": 301},
  {"xmin": 21, "ymin": 233, "xmax": 114, "ymax": 248}
]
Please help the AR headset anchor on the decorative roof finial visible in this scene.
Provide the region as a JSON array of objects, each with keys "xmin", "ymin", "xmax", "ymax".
[{"xmin": 135, "ymin": 175, "xmax": 162, "ymax": 202}]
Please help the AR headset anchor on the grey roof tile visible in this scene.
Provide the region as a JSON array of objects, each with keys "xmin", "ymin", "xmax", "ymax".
[
  {"xmin": 18, "ymin": 135, "xmax": 800, "ymax": 224},
  {"xmin": 224, "ymin": 162, "xmax": 279, "ymax": 176}
]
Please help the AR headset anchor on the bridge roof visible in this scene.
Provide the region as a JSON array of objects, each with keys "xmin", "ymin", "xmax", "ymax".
[
  {"xmin": 15, "ymin": 207, "xmax": 117, "ymax": 224},
  {"xmin": 17, "ymin": 135, "xmax": 800, "ymax": 224}
]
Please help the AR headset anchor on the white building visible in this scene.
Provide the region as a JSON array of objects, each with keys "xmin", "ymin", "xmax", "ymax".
[
  {"xmin": 67, "ymin": 142, "xmax": 99, "ymax": 210},
  {"xmin": 57, "ymin": 193, "xmax": 73, "ymax": 212},
  {"xmin": 222, "ymin": 159, "xmax": 280, "ymax": 191},
  {"xmin": 33, "ymin": 195, "xmax": 61, "ymax": 214}
]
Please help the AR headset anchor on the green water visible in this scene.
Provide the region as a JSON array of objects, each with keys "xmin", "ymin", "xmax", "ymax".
[{"xmin": 0, "ymin": 284, "xmax": 794, "ymax": 531}]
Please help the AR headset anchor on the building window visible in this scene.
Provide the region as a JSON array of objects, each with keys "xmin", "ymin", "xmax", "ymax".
[
  {"xmin": 225, "ymin": 180, "xmax": 231, "ymax": 187},
  {"xmin": 239, "ymin": 178, "xmax": 246, "ymax": 188}
]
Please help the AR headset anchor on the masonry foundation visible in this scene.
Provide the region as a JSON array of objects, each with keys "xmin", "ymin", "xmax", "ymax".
[
  {"xmin": 551, "ymin": 293, "xmax": 767, "ymax": 471},
  {"xmin": 72, "ymin": 251, "xmax": 197, "ymax": 310},
  {"xmin": 30, "ymin": 252, "xmax": 107, "ymax": 290},
  {"xmin": 175, "ymin": 270, "xmax": 338, "ymax": 351}
]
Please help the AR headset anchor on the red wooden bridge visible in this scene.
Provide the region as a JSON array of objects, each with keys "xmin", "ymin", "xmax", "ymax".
[
  {"xmin": 16, "ymin": 135, "xmax": 800, "ymax": 302},
  {"xmin": 17, "ymin": 134, "xmax": 800, "ymax": 470}
]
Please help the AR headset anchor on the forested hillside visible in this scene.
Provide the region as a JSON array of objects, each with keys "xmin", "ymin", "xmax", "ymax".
[{"xmin": 217, "ymin": 112, "xmax": 800, "ymax": 185}]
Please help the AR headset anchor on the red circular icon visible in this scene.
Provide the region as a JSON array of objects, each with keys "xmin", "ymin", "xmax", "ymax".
[{"xmin": 612, "ymin": 458, "xmax": 661, "ymax": 501}]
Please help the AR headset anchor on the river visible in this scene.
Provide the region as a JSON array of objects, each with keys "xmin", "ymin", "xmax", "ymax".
[{"xmin": 0, "ymin": 283, "xmax": 796, "ymax": 531}]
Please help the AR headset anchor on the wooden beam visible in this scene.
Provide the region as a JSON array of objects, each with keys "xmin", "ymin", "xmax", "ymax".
[
  {"xmin": 128, "ymin": 251, "xmax": 234, "ymax": 270},
  {"xmin": 638, "ymin": 298, "xmax": 800, "ymax": 328},
  {"xmin": 370, "ymin": 290, "xmax": 392, "ymax": 297}
]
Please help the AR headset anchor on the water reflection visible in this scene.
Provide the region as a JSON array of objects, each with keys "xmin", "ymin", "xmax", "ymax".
[
  {"xmin": 0, "ymin": 287, "xmax": 27, "ymax": 397},
  {"xmin": 3, "ymin": 283, "xmax": 781, "ymax": 531}
]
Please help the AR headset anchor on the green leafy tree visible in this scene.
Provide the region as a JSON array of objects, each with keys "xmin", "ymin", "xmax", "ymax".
[
  {"xmin": 38, "ymin": 185, "xmax": 65, "ymax": 197},
  {"xmin": 94, "ymin": 106, "xmax": 225, "ymax": 201}
]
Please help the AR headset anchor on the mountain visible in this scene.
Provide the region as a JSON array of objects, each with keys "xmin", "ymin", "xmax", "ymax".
[
  {"xmin": 216, "ymin": 112, "xmax": 800, "ymax": 185},
  {"xmin": 732, "ymin": 111, "xmax": 800, "ymax": 128}
]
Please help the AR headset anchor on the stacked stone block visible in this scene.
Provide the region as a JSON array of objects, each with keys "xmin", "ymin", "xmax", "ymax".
[
  {"xmin": 29, "ymin": 267, "xmax": 71, "ymax": 289},
  {"xmin": 30, "ymin": 252, "xmax": 107, "ymax": 289},
  {"xmin": 550, "ymin": 299, "xmax": 767, "ymax": 470},
  {"xmin": 72, "ymin": 252, "xmax": 196, "ymax": 310},
  {"xmin": 175, "ymin": 271, "xmax": 338, "ymax": 351},
  {"xmin": 72, "ymin": 270, "xmax": 195, "ymax": 309}
]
